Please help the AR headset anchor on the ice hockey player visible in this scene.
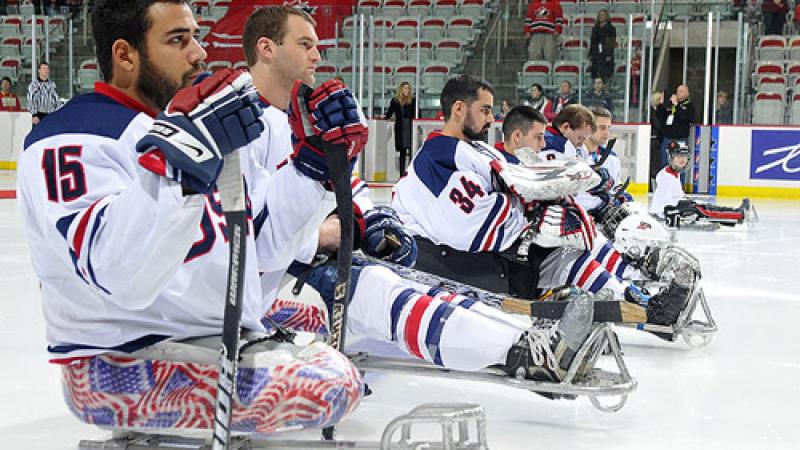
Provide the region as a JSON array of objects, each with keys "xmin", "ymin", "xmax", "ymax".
[
  {"xmin": 391, "ymin": 77, "xmax": 695, "ymax": 331},
  {"xmin": 241, "ymin": 5, "xmax": 417, "ymax": 321},
  {"xmin": 16, "ymin": 0, "xmax": 368, "ymax": 433},
  {"xmin": 649, "ymin": 140, "xmax": 751, "ymax": 228}
]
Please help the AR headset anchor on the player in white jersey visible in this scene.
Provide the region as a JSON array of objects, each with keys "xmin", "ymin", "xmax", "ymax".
[
  {"xmin": 241, "ymin": 6, "xmax": 416, "ymax": 319},
  {"xmin": 650, "ymin": 141, "xmax": 750, "ymax": 227},
  {"xmin": 17, "ymin": 0, "xmax": 371, "ymax": 433},
  {"xmin": 393, "ymin": 80, "xmax": 694, "ymax": 331},
  {"xmin": 585, "ymin": 106, "xmax": 622, "ymax": 187}
]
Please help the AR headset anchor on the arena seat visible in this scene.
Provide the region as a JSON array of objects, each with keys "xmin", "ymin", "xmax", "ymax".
[
  {"xmin": 394, "ymin": 64, "xmax": 418, "ymax": 87},
  {"xmin": 757, "ymin": 36, "xmax": 786, "ymax": 61},
  {"xmin": 421, "ymin": 18, "xmax": 446, "ymax": 41},
  {"xmin": 394, "ymin": 17, "xmax": 420, "ymax": 42},
  {"xmin": 0, "ymin": 37, "xmax": 21, "ymax": 59},
  {"xmin": 757, "ymin": 75, "xmax": 787, "ymax": 93},
  {"xmin": 583, "ymin": 0, "xmax": 611, "ymax": 15},
  {"xmin": 77, "ymin": 60, "xmax": 99, "ymax": 93},
  {"xmin": 380, "ymin": 39, "xmax": 407, "ymax": 63},
  {"xmin": 208, "ymin": 1, "xmax": 230, "ymax": 22},
  {"xmin": 22, "ymin": 16, "xmax": 43, "ymax": 38},
  {"xmin": 409, "ymin": 39, "xmax": 434, "ymax": 64},
  {"xmin": 518, "ymin": 61, "xmax": 552, "ymax": 92},
  {"xmin": 421, "ymin": 64, "xmax": 450, "ymax": 95},
  {"xmin": 432, "ymin": 0, "xmax": 458, "ymax": 18},
  {"xmin": 381, "ymin": 0, "xmax": 408, "ymax": 18},
  {"xmin": 435, "ymin": 39, "xmax": 464, "ymax": 66},
  {"xmin": 570, "ymin": 14, "xmax": 596, "ymax": 38},
  {"xmin": 786, "ymin": 62, "xmax": 800, "ymax": 86},
  {"xmin": 553, "ymin": 61, "xmax": 580, "ymax": 89},
  {"xmin": 460, "ymin": 0, "xmax": 488, "ymax": 23},
  {"xmin": 373, "ymin": 17, "xmax": 394, "ymax": 41},
  {"xmin": 357, "ymin": 0, "xmax": 382, "ymax": 15},
  {"xmin": 325, "ymin": 40, "xmax": 352, "ymax": 67},
  {"xmin": 407, "ymin": 0, "xmax": 433, "ymax": 17},
  {"xmin": 788, "ymin": 35, "xmax": 800, "ymax": 60},
  {"xmin": 614, "ymin": 0, "xmax": 643, "ymax": 15},
  {"xmin": 447, "ymin": 16, "xmax": 477, "ymax": 43},
  {"xmin": 753, "ymin": 92, "xmax": 785, "ymax": 125},
  {"xmin": 18, "ymin": 2, "xmax": 33, "ymax": 16},
  {"xmin": 0, "ymin": 17, "xmax": 22, "ymax": 38},
  {"xmin": 791, "ymin": 94, "xmax": 800, "ymax": 125},
  {"xmin": 0, "ymin": 57, "xmax": 20, "ymax": 82},
  {"xmin": 560, "ymin": 38, "xmax": 587, "ymax": 61}
]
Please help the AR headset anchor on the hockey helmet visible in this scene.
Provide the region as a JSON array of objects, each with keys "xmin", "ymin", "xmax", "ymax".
[
  {"xmin": 667, "ymin": 140, "xmax": 690, "ymax": 171},
  {"xmin": 600, "ymin": 201, "xmax": 647, "ymax": 239},
  {"xmin": 612, "ymin": 213, "xmax": 672, "ymax": 260}
]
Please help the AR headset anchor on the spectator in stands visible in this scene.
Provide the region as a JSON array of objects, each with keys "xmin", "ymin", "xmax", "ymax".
[
  {"xmin": 385, "ymin": 81, "xmax": 417, "ymax": 171},
  {"xmin": 524, "ymin": 0, "xmax": 563, "ymax": 65},
  {"xmin": 762, "ymin": 0, "xmax": 789, "ymax": 35},
  {"xmin": 656, "ymin": 84, "xmax": 694, "ymax": 169},
  {"xmin": 0, "ymin": 77, "xmax": 21, "ymax": 111},
  {"xmin": 715, "ymin": 91, "xmax": 733, "ymax": 124},
  {"xmin": 27, "ymin": 62, "xmax": 62, "ymax": 126},
  {"xmin": 495, "ymin": 98, "xmax": 514, "ymax": 121},
  {"xmin": 0, "ymin": 1, "xmax": 6, "ymax": 15},
  {"xmin": 589, "ymin": 9, "xmax": 616, "ymax": 84},
  {"xmin": 649, "ymin": 91, "xmax": 664, "ymax": 188},
  {"xmin": 544, "ymin": 80, "xmax": 576, "ymax": 121},
  {"xmin": 525, "ymin": 83, "xmax": 551, "ymax": 117},
  {"xmin": 582, "ymin": 77, "xmax": 614, "ymax": 114}
]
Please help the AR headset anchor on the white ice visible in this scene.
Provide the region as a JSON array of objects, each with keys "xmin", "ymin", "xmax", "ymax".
[{"xmin": 2, "ymin": 176, "xmax": 800, "ymax": 449}]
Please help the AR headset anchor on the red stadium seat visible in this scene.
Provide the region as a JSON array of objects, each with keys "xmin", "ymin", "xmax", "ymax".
[
  {"xmin": 518, "ymin": 61, "xmax": 552, "ymax": 91},
  {"xmin": 753, "ymin": 92, "xmax": 785, "ymax": 125},
  {"xmin": 757, "ymin": 36, "xmax": 786, "ymax": 61}
]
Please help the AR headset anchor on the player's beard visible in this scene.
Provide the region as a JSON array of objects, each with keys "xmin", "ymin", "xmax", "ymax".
[
  {"xmin": 138, "ymin": 53, "xmax": 203, "ymax": 111},
  {"xmin": 463, "ymin": 112, "xmax": 489, "ymax": 142}
]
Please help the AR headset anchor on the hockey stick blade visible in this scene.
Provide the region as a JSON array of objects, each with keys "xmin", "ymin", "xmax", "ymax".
[
  {"xmin": 212, "ymin": 150, "xmax": 248, "ymax": 450},
  {"xmin": 592, "ymin": 138, "xmax": 616, "ymax": 171}
]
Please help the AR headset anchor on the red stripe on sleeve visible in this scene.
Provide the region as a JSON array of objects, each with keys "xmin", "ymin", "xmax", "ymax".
[
  {"xmin": 403, "ymin": 294, "xmax": 435, "ymax": 360},
  {"xmin": 72, "ymin": 200, "xmax": 101, "ymax": 259},
  {"xmin": 577, "ymin": 260, "xmax": 601, "ymax": 288},
  {"xmin": 481, "ymin": 196, "xmax": 511, "ymax": 251}
]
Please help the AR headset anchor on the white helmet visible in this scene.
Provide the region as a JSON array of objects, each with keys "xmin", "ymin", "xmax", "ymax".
[{"xmin": 612, "ymin": 213, "xmax": 672, "ymax": 259}]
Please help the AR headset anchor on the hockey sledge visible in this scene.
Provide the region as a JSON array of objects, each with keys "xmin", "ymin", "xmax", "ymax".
[
  {"xmin": 352, "ymin": 323, "xmax": 636, "ymax": 413},
  {"xmin": 78, "ymin": 402, "xmax": 489, "ymax": 449}
]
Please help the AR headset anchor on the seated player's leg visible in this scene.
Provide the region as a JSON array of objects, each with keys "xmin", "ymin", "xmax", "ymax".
[
  {"xmin": 694, "ymin": 200, "xmax": 748, "ymax": 226},
  {"xmin": 303, "ymin": 263, "xmax": 596, "ymax": 388},
  {"xmin": 61, "ymin": 337, "xmax": 362, "ymax": 433}
]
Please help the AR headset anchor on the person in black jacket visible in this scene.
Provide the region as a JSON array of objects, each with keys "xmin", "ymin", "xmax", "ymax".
[
  {"xmin": 589, "ymin": 9, "xmax": 616, "ymax": 84},
  {"xmin": 657, "ymin": 84, "xmax": 695, "ymax": 169},
  {"xmin": 385, "ymin": 81, "xmax": 416, "ymax": 171}
]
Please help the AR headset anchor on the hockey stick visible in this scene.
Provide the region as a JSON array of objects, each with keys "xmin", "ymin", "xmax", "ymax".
[
  {"xmin": 357, "ymin": 252, "xmax": 647, "ymax": 324},
  {"xmin": 591, "ymin": 137, "xmax": 616, "ymax": 171},
  {"xmin": 212, "ymin": 149, "xmax": 248, "ymax": 450}
]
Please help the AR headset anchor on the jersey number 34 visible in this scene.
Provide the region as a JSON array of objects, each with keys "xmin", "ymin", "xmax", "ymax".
[{"xmin": 449, "ymin": 176, "xmax": 485, "ymax": 214}]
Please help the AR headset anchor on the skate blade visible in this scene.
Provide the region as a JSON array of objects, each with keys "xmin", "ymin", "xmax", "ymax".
[{"xmin": 351, "ymin": 324, "xmax": 636, "ymax": 413}]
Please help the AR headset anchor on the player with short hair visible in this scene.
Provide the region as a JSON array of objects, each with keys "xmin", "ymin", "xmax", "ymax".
[
  {"xmin": 17, "ymin": 0, "xmax": 367, "ymax": 433},
  {"xmin": 392, "ymin": 77, "xmax": 692, "ymax": 330},
  {"xmin": 650, "ymin": 141, "xmax": 751, "ymax": 227}
]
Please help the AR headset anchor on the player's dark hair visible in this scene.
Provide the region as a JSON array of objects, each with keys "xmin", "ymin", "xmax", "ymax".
[
  {"xmin": 1, "ymin": 76, "xmax": 11, "ymax": 85},
  {"xmin": 502, "ymin": 105, "xmax": 546, "ymax": 139},
  {"xmin": 553, "ymin": 104, "xmax": 595, "ymax": 131},
  {"xmin": 243, "ymin": 6, "xmax": 316, "ymax": 66},
  {"xmin": 588, "ymin": 105, "xmax": 612, "ymax": 120},
  {"xmin": 440, "ymin": 74, "xmax": 494, "ymax": 121},
  {"xmin": 92, "ymin": 0, "xmax": 187, "ymax": 82}
]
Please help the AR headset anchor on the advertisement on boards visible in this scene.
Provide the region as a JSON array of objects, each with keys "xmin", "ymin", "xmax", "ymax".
[{"xmin": 750, "ymin": 130, "xmax": 800, "ymax": 181}]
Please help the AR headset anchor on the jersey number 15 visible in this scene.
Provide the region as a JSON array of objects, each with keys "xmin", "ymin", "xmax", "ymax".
[{"xmin": 42, "ymin": 146, "xmax": 87, "ymax": 203}]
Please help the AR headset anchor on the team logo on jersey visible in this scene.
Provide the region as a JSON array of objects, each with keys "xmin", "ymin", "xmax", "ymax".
[
  {"xmin": 750, "ymin": 130, "xmax": 800, "ymax": 181},
  {"xmin": 637, "ymin": 221, "xmax": 652, "ymax": 230}
]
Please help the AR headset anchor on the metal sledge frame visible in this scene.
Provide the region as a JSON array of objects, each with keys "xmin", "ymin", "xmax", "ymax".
[
  {"xmin": 77, "ymin": 403, "xmax": 489, "ymax": 450},
  {"xmin": 351, "ymin": 323, "xmax": 637, "ymax": 413},
  {"xmin": 620, "ymin": 284, "xmax": 718, "ymax": 348}
]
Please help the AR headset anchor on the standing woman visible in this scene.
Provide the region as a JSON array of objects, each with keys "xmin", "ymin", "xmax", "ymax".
[
  {"xmin": 385, "ymin": 81, "xmax": 416, "ymax": 171},
  {"xmin": 589, "ymin": 9, "xmax": 616, "ymax": 84}
]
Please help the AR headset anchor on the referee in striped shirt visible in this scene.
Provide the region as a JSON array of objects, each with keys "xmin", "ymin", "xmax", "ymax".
[{"xmin": 27, "ymin": 62, "xmax": 62, "ymax": 126}]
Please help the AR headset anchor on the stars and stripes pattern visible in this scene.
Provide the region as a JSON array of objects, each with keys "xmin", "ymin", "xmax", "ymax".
[
  {"xmin": 61, "ymin": 344, "xmax": 361, "ymax": 433},
  {"xmin": 263, "ymin": 298, "xmax": 329, "ymax": 334}
]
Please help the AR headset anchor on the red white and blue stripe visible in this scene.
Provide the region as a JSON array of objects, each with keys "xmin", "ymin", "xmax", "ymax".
[
  {"xmin": 468, "ymin": 193, "xmax": 512, "ymax": 252},
  {"xmin": 56, "ymin": 197, "xmax": 113, "ymax": 294},
  {"xmin": 592, "ymin": 241, "xmax": 630, "ymax": 279}
]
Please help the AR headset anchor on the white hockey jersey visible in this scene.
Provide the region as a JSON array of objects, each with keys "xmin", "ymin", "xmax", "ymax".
[
  {"xmin": 392, "ymin": 135, "xmax": 527, "ymax": 253},
  {"xmin": 649, "ymin": 166, "xmax": 684, "ymax": 217},
  {"xmin": 17, "ymin": 83, "xmax": 327, "ymax": 359}
]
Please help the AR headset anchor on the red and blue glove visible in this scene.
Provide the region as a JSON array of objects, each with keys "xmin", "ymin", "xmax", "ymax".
[
  {"xmin": 288, "ymin": 79, "xmax": 368, "ymax": 182},
  {"xmin": 136, "ymin": 69, "xmax": 263, "ymax": 193}
]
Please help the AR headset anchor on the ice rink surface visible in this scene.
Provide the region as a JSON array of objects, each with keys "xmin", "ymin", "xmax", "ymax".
[{"xmin": 2, "ymin": 175, "xmax": 799, "ymax": 449}]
